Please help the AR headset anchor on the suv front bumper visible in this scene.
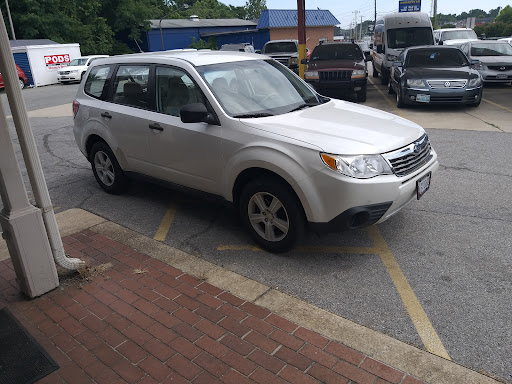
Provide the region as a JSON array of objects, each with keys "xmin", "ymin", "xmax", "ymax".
[
  {"xmin": 306, "ymin": 78, "xmax": 367, "ymax": 94},
  {"xmin": 296, "ymin": 154, "xmax": 439, "ymax": 232}
]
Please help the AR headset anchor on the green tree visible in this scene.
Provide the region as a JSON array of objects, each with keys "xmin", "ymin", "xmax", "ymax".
[
  {"xmin": 495, "ymin": 5, "xmax": 512, "ymax": 24},
  {"xmin": 245, "ymin": 0, "xmax": 266, "ymax": 20},
  {"xmin": 187, "ymin": 37, "xmax": 217, "ymax": 49}
]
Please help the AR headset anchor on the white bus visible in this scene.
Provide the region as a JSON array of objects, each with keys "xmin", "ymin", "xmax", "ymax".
[{"xmin": 372, "ymin": 12, "xmax": 434, "ymax": 85}]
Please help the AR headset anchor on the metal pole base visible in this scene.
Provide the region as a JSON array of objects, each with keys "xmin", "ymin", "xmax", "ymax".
[{"xmin": 0, "ymin": 206, "xmax": 59, "ymax": 298}]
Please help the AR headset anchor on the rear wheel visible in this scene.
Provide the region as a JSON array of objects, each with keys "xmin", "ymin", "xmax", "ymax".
[
  {"xmin": 372, "ymin": 62, "xmax": 379, "ymax": 78},
  {"xmin": 239, "ymin": 177, "xmax": 305, "ymax": 253},
  {"xmin": 90, "ymin": 141, "xmax": 127, "ymax": 194},
  {"xmin": 19, "ymin": 78, "xmax": 25, "ymax": 89},
  {"xmin": 387, "ymin": 79, "xmax": 395, "ymax": 94}
]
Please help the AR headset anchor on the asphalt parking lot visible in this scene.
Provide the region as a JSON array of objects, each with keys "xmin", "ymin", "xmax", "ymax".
[{"xmin": 1, "ymin": 75, "xmax": 512, "ymax": 382}]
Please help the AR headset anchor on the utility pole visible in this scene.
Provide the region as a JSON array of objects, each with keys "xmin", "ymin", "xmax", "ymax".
[
  {"xmin": 360, "ymin": 16, "xmax": 364, "ymax": 40},
  {"xmin": 374, "ymin": 0, "xmax": 377, "ymax": 28},
  {"xmin": 297, "ymin": 0, "xmax": 307, "ymax": 79},
  {"xmin": 433, "ymin": 0, "xmax": 438, "ymax": 28},
  {"xmin": 4, "ymin": 0, "xmax": 16, "ymax": 40},
  {"xmin": 352, "ymin": 11, "xmax": 359, "ymax": 40}
]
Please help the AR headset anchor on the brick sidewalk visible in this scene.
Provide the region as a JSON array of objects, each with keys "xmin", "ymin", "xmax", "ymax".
[{"xmin": 0, "ymin": 229, "xmax": 425, "ymax": 384}]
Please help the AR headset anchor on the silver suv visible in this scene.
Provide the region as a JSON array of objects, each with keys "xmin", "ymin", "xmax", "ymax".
[{"xmin": 73, "ymin": 51, "xmax": 438, "ymax": 252}]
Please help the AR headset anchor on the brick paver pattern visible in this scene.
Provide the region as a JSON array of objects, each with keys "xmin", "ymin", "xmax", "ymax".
[{"xmin": 0, "ymin": 229, "xmax": 426, "ymax": 384}]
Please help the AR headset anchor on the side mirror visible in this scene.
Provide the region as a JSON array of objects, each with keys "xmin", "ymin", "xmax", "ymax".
[
  {"xmin": 376, "ymin": 44, "xmax": 384, "ymax": 54},
  {"xmin": 300, "ymin": 58, "xmax": 308, "ymax": 64},
  {"xmin": 180, "ymin": 103, "xmax": 219, "ymax": 125}
]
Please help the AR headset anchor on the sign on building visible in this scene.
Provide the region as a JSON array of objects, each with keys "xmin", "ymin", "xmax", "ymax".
[{"xmin": 399, "ymin": 0, "xmax": 421, "ymax": 12}]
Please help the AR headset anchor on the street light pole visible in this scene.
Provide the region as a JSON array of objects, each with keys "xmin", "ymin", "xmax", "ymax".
[
  {"xmin": 159, "ymin": 4, "xmax": 189, "ymax": 51},
  {"xmin": 5, "ymin": 0, "xmax": 16, "ymax": 40}
]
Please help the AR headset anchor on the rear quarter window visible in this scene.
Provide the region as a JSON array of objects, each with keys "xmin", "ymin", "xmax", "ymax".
[{"xmin": 84, "ymin": 65, "xmax": 113, "ymax": 100}]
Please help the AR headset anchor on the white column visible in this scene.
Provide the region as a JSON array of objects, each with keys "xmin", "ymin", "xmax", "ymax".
[
  {"xmin": 0, "ymin": 97, "xmax": 59, "ymax": 298},
  {"xmin": 0, "ymin": 8, "xmax": 84, "ymax": 272}
]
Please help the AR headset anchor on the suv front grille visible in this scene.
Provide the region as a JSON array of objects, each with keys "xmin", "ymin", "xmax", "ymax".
[
  {"xmin": 383, "ymin": 134, "xmax": 433, "ymax": 177},
  {"xmin": 487, "ymin": 65, "xmax": 512, "ymax": 71},
  {"xmin": 319, "ymin": 71, "xmax": 351, "ymax": 81},
  {"xmin": 427, "ymin": 79, "xmax": 467, "ymax": 89}
]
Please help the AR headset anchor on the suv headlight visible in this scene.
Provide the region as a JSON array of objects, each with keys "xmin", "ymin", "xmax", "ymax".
[
  {"xmin": 406, "ymin": 79, "xmax": 427, "ymax": 88},
  {"xmin": 351, "ymin": 69, "xmax": 366, "ymax": 79},
  {"xmin": 289, "ymin": 57, "xmax": 298, "ymax": 66},
  {"xmin": 304, "ymin": 71, "xmax": 319, "ymax": 80},
  {"xmin": 321, "ymin": 153, "xmax": 393, "ymax": 179},
  {"xmin": 386, "ymin": 54, "xmax": 398, "ymax": 61},
  {"xmin": 468, "ymin": 76, "xmax": 482, "ymax": 88}
]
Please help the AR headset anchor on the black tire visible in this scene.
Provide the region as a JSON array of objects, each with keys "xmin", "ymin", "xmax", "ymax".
[
  {"xmin": 396, "ymin": 86, "xmax": 404, "ymax": 108},
  {"xmin": 372, "ymin": 62, "xmax": 379, "ymax": 78},
  {"xmin": 19, "ymin": 78, "xmax": 25, "ymax": 89},
  {"xmin": 357, "ymin": 85, "xmax": 367, "ymax": 102},
  {"xmin": 380, "ymin": 70, "xmax": 389, "ymax": 85},
  {"xmin": 239, "ymin": 177, "xmax": 305, "ymax": 253},
  {"xmin": 89, "ymin": 141, "xmax": 127, "ymax": 194},
  {"xmin": 387, "ymin": 79, "xmax": 395, "ymax": 94}
]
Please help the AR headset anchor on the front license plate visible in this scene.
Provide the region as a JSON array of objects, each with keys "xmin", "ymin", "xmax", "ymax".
[
  {"xmin": 416, "ymin": 94, "xmax": 430, "ymax": 103},
  {"xmin": 417, "ymin": 172, "xmax": 431, "ymax": 199},
  {"xmin": 496, "ymin": 73, "xmax": 507, "ymax": 79}
]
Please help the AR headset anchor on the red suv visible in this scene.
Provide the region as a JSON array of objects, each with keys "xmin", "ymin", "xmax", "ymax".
[{"xmin": 0, "ymin": 64, "xmax": 28, "ymax": 89}]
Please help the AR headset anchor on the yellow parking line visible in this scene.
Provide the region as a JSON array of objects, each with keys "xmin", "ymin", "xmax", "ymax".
[
  {"xmin": 367, "ymin": 226, "xmax": 451, "ymax": 360},
  {"xmin": 367, "ymin": 77, "xmax": 409, "ymax": 119},
  {"xmin": 482, "ymin": 98, "xmax": 512, "ymax": 113},
  {"xmin": 154, "ymin": 202, "xmax": 178, "ymax": 241}
]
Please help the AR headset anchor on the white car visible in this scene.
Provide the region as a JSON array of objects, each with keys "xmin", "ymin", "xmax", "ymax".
[
  {"xmin": 499, "ymin": 37, "xmax": 512, "ymax": 46},
  {"xmin": 434, "ymin": 28, "xmax": 479, "ymax": 47},
  {"xmin": 73, "ymin": 51, "xmax": 438, "ymax": 252},
  {"xmin": 57, "ymin": 55, "xmax": 109, "ymax": 83}
]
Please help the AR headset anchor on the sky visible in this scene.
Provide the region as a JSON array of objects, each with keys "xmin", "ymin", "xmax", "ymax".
[{"xmin": 222, "ymin": 0, "xmax": 509, "ymax": 29}]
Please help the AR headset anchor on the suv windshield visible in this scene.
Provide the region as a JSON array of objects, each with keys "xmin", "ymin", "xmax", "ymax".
[
  {"xmin": 263, "ymin": 42, "xmax": 297, "ymax": 54},
  {"xmin": 442, "ymin": 30, "xmax": 477, "ymax": 41},
  {"xmin": 69, "ymin": 58, "xmax": 88, "ymax": 66},
  {"xmin": 406, "ymin": 48, "xmax": 469, "ymax": 67},
  {"xmin": 470, "ymin": 43, "xmax": 512, "ymax": 56},
  {"xmin": 311, "ymin": 44, "xmax": 364, "ymax": 61},
  {"xmin": 387, "ymin": 27, "xmax": 434, "ymax": 49},
  {"xmin": 197, "ymin": 59, "xmax": 321, "ymax": 117}
]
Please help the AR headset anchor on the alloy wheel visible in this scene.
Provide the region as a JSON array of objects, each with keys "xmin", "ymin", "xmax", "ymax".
[
  {"xmin": 94, "ymin": 151, "xmax": 115, "ymax": 186},
  {"xmin": 247, "ymin": 192, "xmax": 289, "ymax": 242}
]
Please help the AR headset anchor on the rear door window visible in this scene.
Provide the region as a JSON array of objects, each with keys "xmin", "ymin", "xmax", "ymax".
[
  {"xmin": 84, "ymin": 65, "xmax": 113, "ymax": 100},
  {"xmin": 112, "ymin": 65, "xmax": 151, "ymax": 109}
]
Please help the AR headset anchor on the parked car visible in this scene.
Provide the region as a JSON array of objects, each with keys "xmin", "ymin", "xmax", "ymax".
[
  {"xmin": 498, "ymin": 37, "xmax": 512, "ymax": 46},
  {"xmin": 57, "ymin": 55, "xmax": 109, "ymax": 84},
  {"xmin": 357, "ymin": 40, "xmax": 373, "ymax": 61},
  {"xmin": 459, "ymin": 40, "xmax": 512, "ymax": 83},
  {"xmin": 388, "ymin": 46, "xmax": 483, "ymax": 108},
  {"xmin": 0, "ymin": 64, "xmax": 28, "ymax": 89},
  {"xmin": 73, "ymin": 51, "xmax": 438, "ymax": 252},
  {"xmin": 303, "ymin": 41, "xmax": 368, "ymax": 102},
  {"xmin": 434, "ymin": 28, "xmax": 479, "ymax": 47},
  {"xmin": 220, "ymin": 43, "xmax": 255, "ymax": 53},
  {"xmin": 261, "ymin": 40, "xmax": 299, "ymax": 72}
]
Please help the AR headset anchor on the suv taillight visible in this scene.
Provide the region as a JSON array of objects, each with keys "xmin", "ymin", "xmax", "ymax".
[{"xmin": 72, "ymin": 100, "xmax": 79, "ymax": 117}]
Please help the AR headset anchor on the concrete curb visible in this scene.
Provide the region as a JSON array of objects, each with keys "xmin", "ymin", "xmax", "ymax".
[{"xmin": 2, "ymin": 208, "xmax": 501, "ymax": 383}]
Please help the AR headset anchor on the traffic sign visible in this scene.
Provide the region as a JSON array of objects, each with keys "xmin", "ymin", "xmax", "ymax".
[{"xmin": 399, "ymin": 0, "xmax": 421, "ymax": 12}]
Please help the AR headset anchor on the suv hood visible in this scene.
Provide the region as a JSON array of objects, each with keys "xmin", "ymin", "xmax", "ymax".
[
  {"xmin": 240, "ymin": 99, "xmax": 424, "ymax": 154},
  {"xmin": 405, "ymin": 67, "xmax": 474, "ymax": 79},
  {"xmin": 308, "ymin": 60, "xmax": 365, "ymax": 70},
  {"xmin": 443, "ymin": 39, "xmax": 478, "ymax": 46}
]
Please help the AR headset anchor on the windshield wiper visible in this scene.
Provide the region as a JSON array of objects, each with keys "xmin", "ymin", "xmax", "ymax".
[
  {"xmin": 289, "ymin": 103, "xmax": 319, "ymax": 112},
  {"xmin": 233, "ymin": 112, "xmax": 274, "ymax": 118}
]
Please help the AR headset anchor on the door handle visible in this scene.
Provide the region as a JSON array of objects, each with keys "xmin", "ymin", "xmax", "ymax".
[
  {"xmin": 101, "ymin": 112, "xmax": 112, "ymax": 119},
  {"xmin": 149, "ymin": 123, "xmax": 163, "ymax": 131}
]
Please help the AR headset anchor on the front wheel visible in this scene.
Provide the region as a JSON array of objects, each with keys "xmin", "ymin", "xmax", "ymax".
[
  {"xmin": 372, "ymin": 62, "xmax": 379, "ymax": 78},
  {"xmin": 357, "ymin": 85, "xmax": 367, "ymax": 102},
  {"xmin": 387, "ymin": 79, "xmax": 395, "ymax": 94},
  {"xmin": 396, "ymin": 86, "xmax": 404, "ymax": 108},
  {"xmin": 380, "ymin": 70, "xmax": 389, "ymax": 85},
  {"xmin": 19, "ymin": 78, "xmax": 25, "ymax": 89},
  {"xmin": 89, "ymin": 141, "xmax": 127, "ymax": 194},
  {"xmin": 239, "ymin": 177, "xmax": 305, "ymax": 253}
]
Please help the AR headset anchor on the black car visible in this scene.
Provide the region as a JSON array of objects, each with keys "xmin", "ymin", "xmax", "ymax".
[
  {"xmin": 303, "ymin": 42, "xmax": 368, "ymax": 102},
  {"xmin": 388, "ymin": 45, "xmax": 483, "ymax": 108}
]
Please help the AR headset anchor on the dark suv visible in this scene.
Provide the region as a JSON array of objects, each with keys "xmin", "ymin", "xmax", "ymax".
[{"xmin": 303, "ymin": 42, "xmax": 368, "ymax": 102}]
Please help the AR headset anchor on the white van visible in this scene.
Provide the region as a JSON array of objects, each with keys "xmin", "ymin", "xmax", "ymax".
[
  {"xmin": 433, "ymin": 28, "xmax": 478, "ymax": 47},
  {"xmin": 372, "ymin": 12, "xmax": 434, "ymax": 85}
]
